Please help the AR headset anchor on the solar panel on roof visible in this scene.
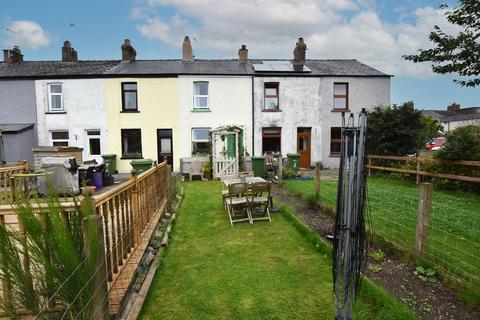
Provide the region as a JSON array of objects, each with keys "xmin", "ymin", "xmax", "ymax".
[
  {"xmin": 254, "ymin": 61, "xmax": 312, "ymax": 73},
  {"xmin": 252, "ymin": 64, "xmax": 273, "ymax": 71}
]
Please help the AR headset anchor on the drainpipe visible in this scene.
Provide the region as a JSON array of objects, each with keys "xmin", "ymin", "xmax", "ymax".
[{"xmin": 251, "ymin": 75, "xmax": 255, "ymax": 156}]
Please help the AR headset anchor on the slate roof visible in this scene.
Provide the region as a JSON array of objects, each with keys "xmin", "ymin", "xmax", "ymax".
[
  {"xmin": 0, "ymin": 61, "xmax": 119, "ymax": 78},
  {"xmin": 0, "ymin": 59, "xmax": 390, "ymax": 78},
  {"xmin": 0, "ymin": 123, "xmax": 35, "ymax": 134},
  {"xmin": 422, "ymin": 107, "xmax": 480, "ymax": 122}
]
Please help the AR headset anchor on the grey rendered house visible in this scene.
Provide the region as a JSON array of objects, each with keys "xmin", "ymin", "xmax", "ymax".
[{"xmin": 0, "ymin": 49, "xmax": 37, "ymax": 162}]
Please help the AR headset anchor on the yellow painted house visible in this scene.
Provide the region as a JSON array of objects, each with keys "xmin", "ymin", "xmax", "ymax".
[{"xmin": 104, "ymin": 76, "xmax": 180, "ymax": 173}]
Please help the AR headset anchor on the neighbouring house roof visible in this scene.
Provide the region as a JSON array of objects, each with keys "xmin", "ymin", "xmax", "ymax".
[
  {"xmin": 0, "ymin": 59, "xmax": 390, "ymax": 78},
  {"xmin": 0, "ymin": 60, "xmax": 119, "ymax": 78},
  {"xmin": 0, "ymin": 123, "xmax": 34, "ymax": 134},
  {"xmin": 423, "ymin": 107, "xmax": 480, "ymax": 122}
]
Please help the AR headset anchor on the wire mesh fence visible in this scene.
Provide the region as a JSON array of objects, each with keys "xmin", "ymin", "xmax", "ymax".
[{"xmin": 282, "ymin": 170, "xmax": 480, "ymax": 296}]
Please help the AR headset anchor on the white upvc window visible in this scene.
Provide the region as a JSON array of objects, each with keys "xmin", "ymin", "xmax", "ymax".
[
  {"xmin": 51, "ymin": 131, "xmax": 69, "ymax": 146},
  {"xmin": 48, "ymin": 83, "xmax": 64, "ymax": 112},
  {"xmin": 191, "ymin": 127, "xmax": 210, "ymax": 155},
  {"xmin": 193, "ymin": 81, "xmax": 209, "ymax": 109}
]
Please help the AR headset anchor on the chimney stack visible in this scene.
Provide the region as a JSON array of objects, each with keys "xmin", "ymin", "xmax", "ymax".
[
  {"xmin": 3, "ymin": 46, "xmax": 24, "ymax": 63},
  {"xmin": 62, "ymin": 41, "xmax": 78, "ymax": 62},
  {"xmin": 447, "ymin": 103, "xmax": 461, "ymax": 112},
  {"xmin": 182, "ymin": 36, "xmax": 193, "ymax": 62},
  {"xmin": 121, "ymin": 39, "xmax": 136, "ymax": 62},
  {"xmin": 293, "ymin": 37, "xmax": 307, "ymax": 71},
  {"xmin": 238, "ymin": 45, "xmax": 248, "ymax": 62}
]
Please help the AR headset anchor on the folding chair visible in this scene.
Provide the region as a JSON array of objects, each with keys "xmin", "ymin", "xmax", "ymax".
[
  {"xmin": 226, "ymin": 182, "xmax": 252, "ymax": 225},
  {"xmin": 249, "ymin": 181, "xmax": 272, "ymax": 223}
]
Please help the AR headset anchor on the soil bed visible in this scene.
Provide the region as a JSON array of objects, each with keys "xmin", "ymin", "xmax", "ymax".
[{"xmin": 272, "ymin": 184, "xmax": 480, "ymax": 320}]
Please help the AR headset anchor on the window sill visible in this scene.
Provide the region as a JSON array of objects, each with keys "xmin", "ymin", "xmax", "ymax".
[
  {"xmin": 120, "ymin": 110, "xmax": 140, "ymax": 113},
  {"xmin": 331, "ymin": 109, "xmax": 350, "ymax": 113},
  {"xmin": 46, "ymin": 111, "xmax": 66, "ymax": 114},
  {"xmin": 329, "ymin": 154, "xmax": 341, "ymax": 157},
  {"xmin": 192, "ymin": 109, "xmax": 212, "ymax": 113},
  {"xmin": 121, "ymin": 156, "xmax": 144, "ymax": 160},
  {"xmin": 262, "ymin": 109, "xmax": 282, "ymax": 112}
]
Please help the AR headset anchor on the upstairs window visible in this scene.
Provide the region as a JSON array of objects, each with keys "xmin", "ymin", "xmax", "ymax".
[
  {"xmin": 333, "ymin": 83, "xmax": 349, "ymax": 110},
  {"xmin": 51, "ymin": 131, "xmax": 69, "ymax": 146},
  {"xmin": 122, "ymin": 83, "xmax": 138, "ymax": 111},
  {"xmin": 264, "ymin": 82, "xmax": 279, "ymax": 110},
  {"xmin": 193, "ymin": 82, "xmax": 209, "ymax": 109},
  {"xmin": 330, "ymin": 127, "xmax": 341, "ymax": 155},
  {"xmin": 191, "ymin": 128, "xmax": 210, "ymax": 156},
  {"xmin": 121, "ymin": 129, "xmax": 142, "ymax": 159},
  {"xmin": 48, "ymin": 83, "xmax": 63, "ymax": 112}
]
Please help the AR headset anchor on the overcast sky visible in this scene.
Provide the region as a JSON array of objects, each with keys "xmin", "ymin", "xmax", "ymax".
[{"xmin": 1, "ymin": 0, "xmax": 478, "ymax": 109}]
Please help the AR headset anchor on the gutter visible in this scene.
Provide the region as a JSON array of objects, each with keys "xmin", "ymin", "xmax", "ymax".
[{"xmin": 251, "ymin": 75, "xmax": 255, "ymax": 156}]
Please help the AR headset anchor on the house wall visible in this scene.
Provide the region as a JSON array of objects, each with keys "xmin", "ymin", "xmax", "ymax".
[
  {"xmin": 35, "ymin": 79, "xmax": 107, "ymax": 163},
  {"xmin": 0, "ymin": 80, "xmax": 37, "ymax": 162},
  {"xmin": 104, "ymin": 78, "xmax": 180, "ymax": 173},
  {"xmin": 178, "ymin": 75, "xmax": 252, "ymax": 158},
  {"xmin": 442, "ymin": 119, "xmax": 480, "ymax": 131},
  {"xmin": 2, "ymin": 129, "xmax": 35, "ymax": 162},
  {"xmin": 253, "ymin": 76, "xmax": 390, "ymax": 168}
]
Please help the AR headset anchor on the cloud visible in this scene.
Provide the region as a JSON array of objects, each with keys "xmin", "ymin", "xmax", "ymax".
[
  {"xmin": 3, "ymin": 20, "xmax": 51, "ymax": 50},
  {"xmin": 135, "ymin": 0, "xmax": 457, "ymax": 78}
]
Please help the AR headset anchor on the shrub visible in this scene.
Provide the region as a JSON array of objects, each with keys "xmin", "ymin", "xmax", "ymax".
[
  {"xmin": 435, "ymin": 125, "xmax": 480, "ymax": 161},
  {"xmin": 0, "ymin": 189, "xmax": 98, "ymax": 318}
]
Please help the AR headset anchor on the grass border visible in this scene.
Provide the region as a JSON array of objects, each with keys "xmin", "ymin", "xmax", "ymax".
[{"xmin": 278, "ymin": 203, "xmax": 417, "ymax": 320}]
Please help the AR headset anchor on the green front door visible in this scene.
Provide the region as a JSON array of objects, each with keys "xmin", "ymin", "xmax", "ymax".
[{"xmin": 226, "ymin": 134, "xmax": 235, "ymax": 159}]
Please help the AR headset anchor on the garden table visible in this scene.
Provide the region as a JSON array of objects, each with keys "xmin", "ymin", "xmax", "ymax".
[{"xmin": 222, "ymin": 176, "xmax": 266, "ymax": 187}]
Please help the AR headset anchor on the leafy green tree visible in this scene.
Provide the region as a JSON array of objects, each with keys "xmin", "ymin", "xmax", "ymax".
[
  {"xmin": 421, "ymin": 115, "xmax": 444, "ymax": 142},
  {"xmin": 403, "ymin": 0, "xmax": 480, "ymax": 87},
  {"xmin": 434, "ymin": 125, "xmax": 480, "ymax": 161},
  {"xmin": 367, "ymin": 102, "xmax": 426, "ymax": 155}
]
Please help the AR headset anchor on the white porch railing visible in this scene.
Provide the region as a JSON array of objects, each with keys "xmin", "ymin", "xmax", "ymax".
[{"xmin": 213, "ymin": 158, "xmax": 237, "ymax": 179}]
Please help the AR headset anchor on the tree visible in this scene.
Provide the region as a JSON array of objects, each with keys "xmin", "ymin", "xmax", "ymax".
[
  {"xmin": 434, "ymin": 125, "xmax": 480, "ymax": 161},
  {"xmin": 403, "ymin": 0, "xmax": 480, "ymax": 87},
  {"xmin": 367, "ymin": 102, "xmax": 426, "ymax": 155},
  {"xmin": 421, "ymin": 115, "xmax": 444, "ymax": 142}
]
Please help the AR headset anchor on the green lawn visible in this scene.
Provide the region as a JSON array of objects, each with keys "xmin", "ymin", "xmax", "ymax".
[
  {"xmin": 284, "ymin": 175, "xmax": 480, "ymax": 304},
  {"xmin": 140, "ymin": 181, "xmax": 415, "ymax": 320}
]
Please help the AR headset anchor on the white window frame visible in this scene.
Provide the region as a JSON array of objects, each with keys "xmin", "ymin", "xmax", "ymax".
[
  {"xmin": 193, "ymin": 81, "xmax": 209, "ymax": 109},
  {"xmin": 86, "ymin": 129, "xmax": 102, "ymax": 156},
  {"xmin": 51, "ymin": 130, "xmax": 69, "ymax": 147},
  {"xmin": 191, "ymin": 127, "xmax": 210, "ymax": 156},
  {"xmin": 47, "ymin": 83, "xmax": 64, "ymax": 112}
]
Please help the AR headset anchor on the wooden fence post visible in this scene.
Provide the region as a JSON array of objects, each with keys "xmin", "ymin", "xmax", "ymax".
[
  {"xmin": 130, "ymin": 169, "xmax": 140, "ymax": 245},
  {"xmin": 416, "ymin": 182, "xmax": 433, "ymax": 259},
  {"xmin": 368, "ymin": 157, "xmax": 372, "ymax": 177},
  {"xmin": 416, "ymin": 159, "xmax": 421, "ymax": 185},
  {"xmin": 82, "ymin": 214, "xmax": 110, "ymax": 320},
  {"xmin": 315, "ymin": 161, "xmax": 321, "ymax": 199},
  {"xmin": 278, "ymin": 156, "xmax": 283, "ymax": 184}
]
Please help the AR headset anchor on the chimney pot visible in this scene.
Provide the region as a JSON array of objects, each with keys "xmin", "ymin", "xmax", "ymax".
[
  {"xmin": 293, "ymin": 37, "xmax": 307, "ymax": 71},
  {"xmin": 447, "ymin": 103, "xmax": 461, "ymax": 112},
  {"xmin": 62, "ymin": 40, "xmax": 78, "ymax": 62},
  {"xmin": 3, "ymin": 46, "xmax": 23, "ymax": 63},
  {"xmin": 182, "ymin": 36, "xmax": 193, "ymax": 62},
  {"xmin": 121, "ymin": 39, "xmax": 136, "ymax": 62},
  {"xmin": 238, "ymin": 44, "xmax": 248, "ymax": 62}
]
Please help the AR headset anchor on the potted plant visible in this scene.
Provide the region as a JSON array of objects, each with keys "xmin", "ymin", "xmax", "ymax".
[{"xmin": 203, "ymin": 161, "xmax": 213, "ymax": 180}]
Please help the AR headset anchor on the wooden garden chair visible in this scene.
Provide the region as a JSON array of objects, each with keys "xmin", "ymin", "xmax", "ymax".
[
  {"xmin": 249, "ymin": 181, "xmax": 272, "ymax": 223},
  {"xmin": 226, "ymin": 182, "xmax": 252, "ymax": 226}
]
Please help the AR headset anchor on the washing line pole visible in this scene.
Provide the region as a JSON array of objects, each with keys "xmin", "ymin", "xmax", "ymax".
[{"xmin": 333, "ymin": 109, "xmax": 369, "ymax": 320}]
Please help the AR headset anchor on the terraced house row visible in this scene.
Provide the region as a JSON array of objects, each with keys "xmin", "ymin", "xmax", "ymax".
[{"xmin": 0, "ymin": 37, "xmax": 391, "ymax": 173}]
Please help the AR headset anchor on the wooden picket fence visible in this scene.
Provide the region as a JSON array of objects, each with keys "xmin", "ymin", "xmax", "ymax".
[
  {"xmin": 0, "ymin": 161, "xmax": 29, "ymax": 204},
  {"xmin": 0, "ymin": 161, "xmax": 171, "ymax": 318}
]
